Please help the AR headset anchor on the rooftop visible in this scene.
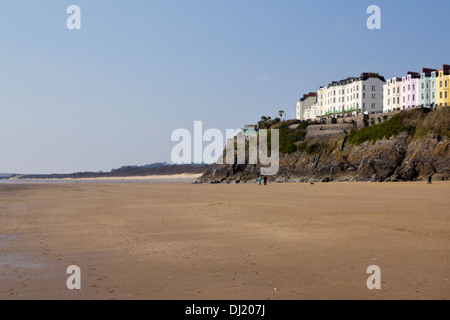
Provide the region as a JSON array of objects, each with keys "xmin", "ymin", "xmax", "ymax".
[{"xmin": 325, "ymin": 73, "xmax": 385, "ymax": 88}]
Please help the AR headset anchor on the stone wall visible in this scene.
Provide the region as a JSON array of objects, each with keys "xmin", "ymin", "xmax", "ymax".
[{"xmin": 306, "ymin": 123, "xmax": 354, "ymax": 138}]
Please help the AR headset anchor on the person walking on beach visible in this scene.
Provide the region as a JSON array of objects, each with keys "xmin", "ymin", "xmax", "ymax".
[
  {"xmin": 258, "ymin": 176, "xmax": 262, "ymax": 185},
  {"xmin": 263, "ymin": 175, "xmax": 268, "ymax": 186},
  {"xmin": 428, "ymin": 176, "xmax": 432, "ymax": 184}
]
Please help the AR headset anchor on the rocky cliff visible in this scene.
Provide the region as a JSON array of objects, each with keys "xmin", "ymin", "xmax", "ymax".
[{"xmin": 198, "ymin": 108, "xmax": 450, "ymax": 183}]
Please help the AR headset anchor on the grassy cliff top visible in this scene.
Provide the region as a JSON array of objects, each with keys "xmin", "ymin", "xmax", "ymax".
[{"xmin": 348, "ymin": 107, "xmax": 450, "ymax": 146}]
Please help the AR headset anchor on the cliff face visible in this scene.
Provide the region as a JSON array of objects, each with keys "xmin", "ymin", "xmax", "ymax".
[{"xmin": 197, "ymin": 132, "xmax": 450, "ymax": 183}]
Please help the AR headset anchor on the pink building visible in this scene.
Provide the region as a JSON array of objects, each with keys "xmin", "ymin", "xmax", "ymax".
[{"xmin": 401, "ymin": 72, "xmax": 420, "ymax": 110}]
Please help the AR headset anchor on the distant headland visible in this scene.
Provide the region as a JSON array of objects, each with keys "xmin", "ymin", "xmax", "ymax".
[{"xmin": 0, "ymin": 163, "xmax": 208, "ymax": 180}]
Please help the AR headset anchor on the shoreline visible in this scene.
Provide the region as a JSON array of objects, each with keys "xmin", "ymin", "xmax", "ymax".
[
  {"xmin": 1, "ymin": 175, "xmax": 447, "ymax": 185},
  {"xmin": 0, "ymin": 173, "xmax": 203, "ymax": 183}
]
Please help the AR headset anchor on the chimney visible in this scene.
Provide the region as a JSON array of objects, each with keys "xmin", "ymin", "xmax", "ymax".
[{"xmin": 443, "ymin": 64, "xmax": 450, "ymax": 74}]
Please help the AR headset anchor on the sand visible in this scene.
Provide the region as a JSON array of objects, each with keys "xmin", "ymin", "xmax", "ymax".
[{"xmin": 0, "ymin": 182, "xmax": 448, "ymax": 300}]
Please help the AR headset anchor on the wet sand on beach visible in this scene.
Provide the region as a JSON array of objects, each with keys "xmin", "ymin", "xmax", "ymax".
[{"xmin": 0, "ymin": 182, "xmax": 448, "ymax": 300}]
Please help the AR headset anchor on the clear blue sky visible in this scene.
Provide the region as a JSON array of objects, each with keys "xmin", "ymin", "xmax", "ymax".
[{"xmin": 1, "ymin": 0, "xmax": 449, "ymax": 174}]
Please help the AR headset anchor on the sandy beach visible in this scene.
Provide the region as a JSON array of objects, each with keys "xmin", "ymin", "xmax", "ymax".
[{"xmin": 0, "ymin": 181, "xmax": 448, "ymax": 300}]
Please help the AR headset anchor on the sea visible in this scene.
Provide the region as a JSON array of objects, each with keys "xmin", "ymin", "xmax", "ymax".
[{"xmin": 0, "ymin": 178, "xmax": 198, "ymax": 184}]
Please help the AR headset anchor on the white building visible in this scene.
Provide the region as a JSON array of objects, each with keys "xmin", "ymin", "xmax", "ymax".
[
  {"xmin": 304, "ymin": 87, "xmax": 326, "ymax": 121},
  {"xmin": 296, "ymin": 92, "xmax": 317, "ymax": 120},
  {"xmin": 303, "ymin": 73, "xmax": 385, "ymax": 120},
  {"xmin": 304, "ymin": 102, "xmax": 320, "ymax": 121},
  {"xmin": 383, "ymin": 77, "xmax": 402, "ymax": 112},
  {"xmin": 325, "ymin": 73, "xmax": 385, "ymax": 116}
]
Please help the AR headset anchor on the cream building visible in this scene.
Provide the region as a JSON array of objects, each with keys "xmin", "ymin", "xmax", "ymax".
[
  {"xmin": 304, "ymin": 73, "xmax": 385, "ymax": 120},
  {"xmin": 296, "ymin": 92, "xmax": 317, "ymax": 120},
  {"xmin": 383, "ymin": 77, "xmax": 402, "ymax": 112}
]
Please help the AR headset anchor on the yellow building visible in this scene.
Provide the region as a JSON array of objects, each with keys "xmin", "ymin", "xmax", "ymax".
[{"xmin": 436, "ymin": 64, "xmax": 450, "ymax": 107}]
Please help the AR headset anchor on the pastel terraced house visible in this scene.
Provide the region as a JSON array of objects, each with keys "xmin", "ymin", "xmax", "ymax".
[
  {"xmin": 418, "ymin": 68, "xmax": 438, "ymax": 107},
  {"xmin": 401, "ymin": 72, "xmax": 420, "ymax": 110},
  {"xmin": 436, "ymin": 64, "xmax": 450, "ymax": 107},
  {"xmin": 383, "ymin": 77, "xmax": 402, "ymax": 112}
]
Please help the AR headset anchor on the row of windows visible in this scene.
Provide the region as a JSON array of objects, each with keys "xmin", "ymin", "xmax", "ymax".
[
  {"xmin": 320, "ymin": 85, "xmax": 378, "ymax": 99},
  {"xmin": 403, "ymin": 95, "xmax": 416, "ymax": 103},
  {"xmin": 321, "ymin": 90, "xmax": 447, "ymax": 108},
  {"xmin": 399, "ymin": 80, "xmax": 447, "ymax": 92},
  {"xmin": 403, "ymin": 84, "xmax": 416, "ymax": 92},
  {"xmin": 421, "ymin": 82, "xmax": 435, "ymax": 89},
  {"xmin": 387, "ymin": 97, "xmax": 401, "ymax": 105},
  {"xmin": 439, "ymin": 80, "xmax": 449, "ymax": 88},
  {"xmin": 387, "ymin": 87, "xmax": 401, "ymax": 95},
  {"xmin": 385, "ymin": 80, "xmax": 446, "ymax": 93},
  {"xmin": 421, "ymin": 92, "xmax": 436, "ymax": 100},
  {"xmin": 324, "ymin": 93, "xmax": 378, "ymax": 105}
]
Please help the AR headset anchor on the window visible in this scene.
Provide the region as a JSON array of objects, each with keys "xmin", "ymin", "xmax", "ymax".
[
  {"xmin": 372, "ymin": 86, "xmax": 376, "ymax": 91},
  {"xmin": 446, "ymin": 81, "xmax": 448, "ymax": 87},
  {"xmin": 413, "ymin": 84, "xmax": 415, "ymax": 90},
  {"xmin": 422, "ymin": 83, "xmax": 424, "ymax": 89},
  {"xmin": 413, "ymin": 95, "xmax": 415, "ymax": 102},
  {"xmin": 388, "ymin": 99, "xmax": 390, "ymax": 105},
  {"xmin": 372, "ymin": 103, "xmax": 376, "ymax": 109},
  {"xmin": 397, "ymin": 97, "xmax": 400, "ymax": 104},
  {"xmin": 408, "ymin": 85, "xmax": 410, "ymax": 91},
  {"xmin": 388, "ymin": 89, "xmax": 390, "ymax": 95},
  {"xmin": 372, "ymin": 94, "xmax": 376, "ymax": 99},
  {"xmin": 363, "ymin": 85, "xmax": 366, "ymax": 90},
  {"xmin": 440, "ymin": 92, "xmax": 443, "ymax": 99},
  {"xmin": 440, "ymin": 81, "xmax": 443, "ymax": 88},
  {"xmin": 446, "ymin": 92, "xmax": 448, "ymax": 99},
  {"xmin": 363, "ymin": 93, "xmax": 366, "ymax": 98},
  {"xmin": 422, "ymin": 93, "xmax": 424, "ymax": 100}
]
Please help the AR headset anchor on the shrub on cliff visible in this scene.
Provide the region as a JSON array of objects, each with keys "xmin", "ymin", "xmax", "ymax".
[
  {"xmin": 348, "ymin": 107, "xmax": 449, "ymax": 146},
  {"xmin": 279, "ymin": 127, "xmax": 307, "ymax": 154}
]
